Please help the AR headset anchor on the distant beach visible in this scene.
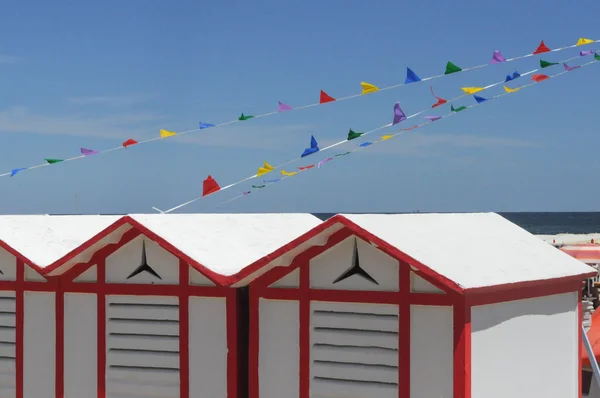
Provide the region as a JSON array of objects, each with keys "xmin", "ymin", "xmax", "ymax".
[{"xmin": 313, "ymin": 212, "xmax": 600, "ymax": 235}]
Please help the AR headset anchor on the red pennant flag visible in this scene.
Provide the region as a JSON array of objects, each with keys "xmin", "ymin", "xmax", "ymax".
[
  {"xmin": 430, "ymin": 86, "xmax": 447, "ymax": 108},
  {"xmin": 532, "ymin": 74, "xmax": 549, "ymax": 82},
  {"xmin": 202, "ymin": 175, "xmax": 221, "ymax": 196},
  {"xmin": 298, "ymin": 165, "xmax": 315, "ymax": 171},
  {"xmin": 319, "ymin": 90, "xmax": 336, "ymax": 104},
  {"xmin": 122, "ymin": 138, "xmax": 138, "ymax": 148},
  {"xmin": 533, "ymin": 40, "xmax": 551, "ymax": 54}
]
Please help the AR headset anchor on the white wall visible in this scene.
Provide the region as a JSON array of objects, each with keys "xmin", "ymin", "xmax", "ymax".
[
  {"xmin": 410, "ymin": 305, "xmax": 453, "ymax": 398},
  {"xmin": 471, "ymin": 291, "xmax": 579, "ymax": 398},
  {"xmin": 0, "ymin": 291, "xmax": 16, "ymax": 398},
  {"xmin": 259, "ymin": 299, "xmax": 299, "ymax": 398},
  {"xmin": 310, "ymin": 235, "xmax": 399, "ymax": 291},
  {"xmin": 189, "ymin": 297, "xmax": 228, "ymax": 397},
  {"xmin": 64, "ymin": 293, "xmax": 97, "ymax": 398},
  {"xmin": 23, "ymin": 292, "xmax": 55, "ymax": 398},
  {"xmin": 310, "ymin": 301, "xmax": 399, "ymax": 398},
  {"xmin": 0, "ymin": 248, "xmax": 16, "ymax": 281}
]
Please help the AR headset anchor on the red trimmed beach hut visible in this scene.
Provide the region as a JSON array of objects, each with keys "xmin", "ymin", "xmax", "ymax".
[
  {"xmin": 242, "ymin": 213, "xmax": 595, "ymax": 398},
  {"xmin": 0, "ymin": 214, "xmax": 119, "ymax": 398},
  {"xmin": 44, "ymin": 213, "xmax": 321, "ymax": 398}
]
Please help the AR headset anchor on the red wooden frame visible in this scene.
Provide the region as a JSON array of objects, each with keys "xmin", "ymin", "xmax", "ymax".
[{"xmin": 54, "ymin": 225, "xmax": 238, "ymax": 398}]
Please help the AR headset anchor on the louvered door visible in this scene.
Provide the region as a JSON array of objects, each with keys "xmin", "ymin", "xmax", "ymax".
[
  {"xmin": 310, "ymin": 301, "xmax": 399, "ymax": 398},
  {"xmin": 0, "ymin": 292, "xmax": 15, "ymax": 398},
  {"xmin": 106, "ymin": 295, "xmax": 180, "ymax": 398}
]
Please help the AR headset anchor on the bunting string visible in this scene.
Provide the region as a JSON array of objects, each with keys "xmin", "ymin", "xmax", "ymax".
[
  {"xmin": 155, "ymin": 51, "xmax": 595, "ymax": 213},
  {"xmin": 2, "ymin": 37, "xmax": 598, "ymax": 179},
  {"xmin": 208, "ymin": 57, "xmax": 599, "ymax": 210}
]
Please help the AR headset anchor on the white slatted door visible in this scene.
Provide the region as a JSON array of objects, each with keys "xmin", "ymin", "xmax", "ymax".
[
  {"xmin": 0, "ymin": 292, "xmax": 16, "ymax": 398},
  {"xmin": 106, "ymin": 295, "xmax": 180, "ymax": 398},
  {"xmin": 310, "ymin": 301, "xmax": 399, "ymax": 398}
]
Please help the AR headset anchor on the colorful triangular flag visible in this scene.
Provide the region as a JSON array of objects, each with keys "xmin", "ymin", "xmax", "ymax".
[
  {"xmin": 160, "ymin": 129, "xmax": 176, "ymax": 138},
  {"xmin": 425, "ymin": 116, "xmax": 441, "ymax": 122},
  {"xmin": 281, "ymin": 170, "xmax": 298, "ymax": 176},
  {"xmin": 318, "ymin": 157, "xmax": 333, "ymax": 168},
  {"xmin": 451, "ymin": 105, "xmax": 467, "ymax": 112},
  {"xmin": 473, "ymin": 95, "xmax": 487, "ymax": 104},
  {"xmin": 540, "ymin": 59, "xmax": 558, "ymax": 68},
  {"xmin": 490, "ymin": 50, "xmax": 506, "ymax": 64},
  {"xmin": 595, "ymin": 53, "xmax": 600, "ymax": 61},
  {"xmin": 335, "ymin": 151, "xmax": 352, "ymax": 157},
  {"xmin": 252, "ymin": 185, "xmax": 266, "ymax": 189},
  {"xmin": 347, "ymin": 129, "xmax": 364, "ymax": 140},
  {"xmin": 581, "ymin": 50, "xmax": 594, "ymax": 56},
  {"xmin": 199, "ymin": 122, "xmax": 215, "ymax": 129},
  {"xmin": 298, "ymin": 165, "xmax": 315, "ymax": 171},
  {"xmin": 564, "ymin": 63, "xmax": 580, "ymax": 71},
  {"xmin": 393, "ymin": 102, "xmax": 407, "ymax": 125},
  {"xmin": 504, "ymin": 85, "xmax": 520, "ymax": 93},
  {"xmin": 122, "ymin": 138, "xmax": 138, "ymax": 148},
  {"xmin": 505, "ymin": 71, "xmax": 521, "ymax": 82},
  {"xmin": 361, "ymin": 82, "xmax": 379, "ymax": 94},
  {"xmin": 577, "ymin": 37, "xmax": 594, "ymax": 46},
  {"xmin": 257, "ymin": 161, "xmax": 275, "ymax": 176},
  {"xmin": 45, "ymin": 158, "xmax": 64, "ymax": 164},
  {"xmin": 239, "ymin": 113, "xmax": 254, "ymax": 121},
  {"xmin": 10, "ymin": 168, "xmax": 26, "ymax": 177},
  {"xmin": 277, "ymin": 101, "xmax": 292, "ymax": 112},
  {"xmin": 405, "ymin": 67, "xmax": 421, "ymax": 84},
  {"xmin": 533, "ymin": 40, "xmax": 551, "ymax": 54},
  {"xmin": 263, "ymin": 178, "xmax": 281, "ymax": 183},
  {"xmin": 359, "ymin": 142, "xmax": 372, "ymax": 148},
  {"xmin": 430, "ymin": 86, "xmax": 447, "ymax": 108},
  {"xmin": 202, "ymin": 175, "xmax": 220, "ymax": 196},
  {"xmin": 319, "ymin": 90, "xmax": 336, "ymax": 104},
  {"xmin": 301, "ymin": 135, "xmax": 320, "ymax": 157},
  {"xmin": 81, "ymin": 148, "xmax": 98, "ymax": 156},
  {"xmin": 461, "ymin": 87, "xmax": 484, "ymax": 95},
  {"xmin": 444, "ymin": 61, "xmax": 462, "ymax": 74},
  {"xmin": 532, "ymin": 74, "xmax": 549, "ymax": 82},
  {"xmin": 381, "ymin": 135, "xmax": 393, "ymax": 141}
]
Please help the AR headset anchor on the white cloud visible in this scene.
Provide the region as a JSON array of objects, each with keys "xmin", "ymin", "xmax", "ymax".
[
  {"xmin": 66, "ymin": 93, "xmax": 158, "ymax": 107},
  {"xmin": 0, "ymin": 55, "xmax": 22, "ymax": 65}
]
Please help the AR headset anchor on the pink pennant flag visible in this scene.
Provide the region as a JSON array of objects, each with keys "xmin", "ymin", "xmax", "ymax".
[
  {"xmin": 318, "ymin": 157, "xmax": 333, "ymax": 168},
  {"xmin": 425, "ymin": 116, "xmax": 442, "ymax": 122},
  {"xmin": 80, "ymin": 148, "xmax": 98, "ymax": 156},
  {"xmin": 277, "ymin": 101, "xmax": 292, "ymax": 112},
  {"xmin": 564, "ymin": 63, "xmax": 581, "ymax": 71},
  {"xmin": 490, "ymin": 50, "xmax": 506, "ymax": 64}
]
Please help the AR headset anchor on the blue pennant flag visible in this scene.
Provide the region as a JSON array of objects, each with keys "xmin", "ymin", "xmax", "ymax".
[
  {"xmin": 10, "ymin": 168, "xmax": 26, "ymax": 177},
  {"xmin": 359, "ymin": 141, "xmax": 373, "ymax": 147},
  {"xmin": 301, "ymin": 135, "xmax": 320, "ymax": 157},
  {"xmin": 199, "ymin": 122, "xmax": 215, "ymax": 129},
  {"xmin": 405, "ymin": 67, "xmax": 422, "ymax": 84},
  {"xmin": 473, "ymin": 95, "xmax": 488, "ymax": 104}
]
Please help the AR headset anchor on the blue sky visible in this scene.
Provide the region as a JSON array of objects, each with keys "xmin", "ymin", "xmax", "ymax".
[{"xmin": 0, "ymin": 0, "xmax": 599, "ymax": 214}]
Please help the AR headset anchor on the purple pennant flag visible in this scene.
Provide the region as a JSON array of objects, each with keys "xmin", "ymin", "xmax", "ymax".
[
  {"xmin": 392, "ymin": 102, "xmax": 407, "ymax": 125},
  {"xmin": 490, "ymin": 50, "xmax": 506, "ymax": 64},
  {"xmin": 581, "ymin": 50, "xmax": 594, "ymax": 56},
  {"xmin": 425, "ymin": 115, "xmax": 442, "ymax": 122},
  {"xmin": 564, "ymin": 63, "xmax": 580, "ymax": 71},
  {"xmin": 277, "ymin": 101, "xmax": 292, "ymax": 112},
  {"xmin": 243, "ymin": 191, "xmax": 251, "ymax": 195},
  {"xmin": 317, "ymin": 157, "xmax": 333, "ymax": 168},
  {"xmin": 80, "ymin": 147, "xmax": 98, "ymax": 156}
]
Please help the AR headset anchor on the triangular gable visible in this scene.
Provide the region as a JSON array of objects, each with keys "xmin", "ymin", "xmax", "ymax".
[
  {"xmin": 24, "ymin": 264, "xmax": 46, "ymax": 282},
  {"xmin": 74, "ymin": 265, "xmax": 97, "ymax": 283},
  {"xmin": 0, "ymin": 247, "xmax": 17, "ymax": 281}
]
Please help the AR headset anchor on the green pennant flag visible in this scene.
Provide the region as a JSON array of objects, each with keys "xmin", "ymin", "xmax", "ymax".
[
  {"xmin": 335, "ymin": 152, "xmax": 352, "ymax": 157},
  {"xmin": 451, "ymin": 105, "xmax": 467, "ymax": 112},
  {"xmin": 444, "ymin": 61, "xmax": 462, "ymax": 74},
  {"xmin": 239, "ymin": 113, "xmax": 254, "ymax": 121},
  {"xmin": 595, "ymin": 52, "xmax": 600, "ymax": 61},
  {"xmin": 347, "ymin": 129, "xmax": 364, "ymax": 140},
  {"xmin": 45, "ymin": 158, "xmax": 64, "ymax": 164},
  {"xmin": 252, "ymin": 185, "xmax": 265, "ymax": 188},
  {"xmin": 540, "ymin": 59, "xmax": 558, "ymax": 68}
]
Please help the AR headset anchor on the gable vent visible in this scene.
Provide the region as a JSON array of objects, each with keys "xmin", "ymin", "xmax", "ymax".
[
  {"xmin": 0, "ymin": 293, "xmax": 16, "ymax": 397},
  {"xmin": 310, "ymin": 301, "xmax": 399, "ymax": 398},
  {"xmin": 106, "ymin": 295, "xmax": 180, "ymax": 398}
]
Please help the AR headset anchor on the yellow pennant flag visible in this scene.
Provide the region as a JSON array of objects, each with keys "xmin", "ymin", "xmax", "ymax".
[
  {"xmin": 257, "ymin": 161, "xmax": 274, "ymax": 176},
  {"xmin": 461, "ymin": 87, "xmax": 484, "ymax": 95},
  {"xmin": 361, "ymin": 82, "xmax": 379, "ymax": 94},
  {"xmin": 381, "ymin": 135, "xmax": 393, "ymax": 141},
  {"xmin": 160, "ymin": 129, "xmax": 177, "ymax": 138},
  {"xmin": 281, "ymin": 170, "xmax": 297, "ymax": 177},
  {"xmin": 576, "ymin": 37, "xmax": 594, "ymax": 46},
  {"xmin": 504, "ymin": 85, "xmax": 520, "ymax": 93}
]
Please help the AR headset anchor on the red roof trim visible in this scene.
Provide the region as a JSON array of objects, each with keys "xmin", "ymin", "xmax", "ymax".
[{"xmin": 0, "ymin": 240, "xmax": 44, "ymax": 275}]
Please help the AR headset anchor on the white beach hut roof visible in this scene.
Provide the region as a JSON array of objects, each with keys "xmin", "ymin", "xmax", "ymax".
[{"xmin": 0, "ymin": 214, "xmax": 120, "ymax": 269}]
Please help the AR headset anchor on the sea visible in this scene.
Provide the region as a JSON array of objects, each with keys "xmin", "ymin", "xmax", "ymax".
[{"xmin": 312, "ymin": 212, "xmax": 600, "ymax": 235}]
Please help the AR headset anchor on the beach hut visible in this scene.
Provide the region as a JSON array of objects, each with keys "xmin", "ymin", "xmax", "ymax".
[
  {"xmin": 43, "ymin": 213, "xmax": 321, "ymax": 398},
  {"xmin": 0, "ymin": 214, "xmax": 119, "ymax": 398},
  {"xmin": 242, "ymin": 213, "xmax": 595, "ymax": 398}
]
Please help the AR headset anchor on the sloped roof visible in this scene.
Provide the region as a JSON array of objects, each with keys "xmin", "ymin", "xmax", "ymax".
[
  {"xmin": 236, "ymin": 213, "xmax": 595, "ymax": 290},
  {"xmin": 0, "ymin": 214, "xmax": 120, "ymax": 269},
  {"xmin": 582, "ymin": 309, "xmax": 600, "ymax": 368},
  {"xmin": 341, "ymin": 212, "xmax": 595, "ymax": 289}
]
